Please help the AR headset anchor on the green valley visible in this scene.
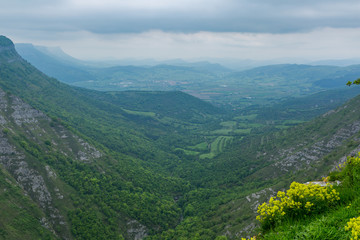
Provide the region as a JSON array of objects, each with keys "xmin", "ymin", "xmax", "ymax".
[{"xmin": 1, "ymin": 35, "xmax": 360, "ymax": 239}]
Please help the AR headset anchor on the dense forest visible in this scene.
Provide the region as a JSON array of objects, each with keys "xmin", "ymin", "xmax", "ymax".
[{"xmin": 1, "ymin": 35, "xmax": 360, "ymax": 239}]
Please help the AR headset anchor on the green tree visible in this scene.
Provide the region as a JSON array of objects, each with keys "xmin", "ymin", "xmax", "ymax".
[{"xmin": 346, "ymin": 78, "xmax": 360, "ymax": 86}]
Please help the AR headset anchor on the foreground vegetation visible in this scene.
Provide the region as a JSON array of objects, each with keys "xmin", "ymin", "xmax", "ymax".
[{"xmin": 244, "ymin": 153, "xmax": 360, "ymax": 240}]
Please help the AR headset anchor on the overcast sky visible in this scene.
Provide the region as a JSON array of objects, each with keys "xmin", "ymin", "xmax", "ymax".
[{"xmin": 1, "ymin": 0, "xmax": 360, "ymax": 61}]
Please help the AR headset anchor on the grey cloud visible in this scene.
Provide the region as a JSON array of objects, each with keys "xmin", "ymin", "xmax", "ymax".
[{"xmin": 1, "ymin": 0, "xmax": 360, "ymax": 34}]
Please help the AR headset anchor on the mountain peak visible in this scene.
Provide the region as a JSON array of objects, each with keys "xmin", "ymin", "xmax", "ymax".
[
  {"xmin": 0, "ymin": 35, "xmax": 14, "ymax": 48},
  {"xmin": 0, "ymin": 36, "xmax": 21, "ymax": 62}
]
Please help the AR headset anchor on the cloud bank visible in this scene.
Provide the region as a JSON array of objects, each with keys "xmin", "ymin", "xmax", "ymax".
[{"xmin": 1, "ymin": 0, "xmax": 360, "ymax": 60}]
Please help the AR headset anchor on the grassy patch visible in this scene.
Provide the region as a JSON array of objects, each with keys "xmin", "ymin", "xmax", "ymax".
[
  {"xmin": 234, "ymin": 114, "xmax": 258, "ymax": 121},
  {"xmin": 188, "ymin": 142, "xmax": 208, "ymax": 151},
  {"xmin": 211, "ymin": 129, "xmax": 233, "ymax": 135},
  {"xmin": 233, "ymin": 129, "xmax": 252, "ymax": 134},
  {"xmin": 199, "ymin": 136, "xmax": 233, "ymax": 159},
  {"xmin": 122, "ymin": 108, "xmax": 156, "ymax": 117},
  {"xmin": 174, "ymin": 148, "xmax": 200, "ymax": 156},
  {"xmin": 220, "ymin": 121, "xmax": 237, "ymax": 128},
  {"xmin": 283, "ymin": 120, "xmax": 306, "ymax": 125}
]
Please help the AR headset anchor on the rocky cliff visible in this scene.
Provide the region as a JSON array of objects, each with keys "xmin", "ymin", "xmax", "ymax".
[{"xmin": 0, "ymin": 87, "xmax": 103, "ymax": 239}]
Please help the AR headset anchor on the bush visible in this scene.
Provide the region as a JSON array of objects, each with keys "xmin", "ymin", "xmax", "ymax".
[
  {"xmin": 257, "ymin": 182, "xmax": 340, "ymax": 230},
  {"xmin": 330, "ymin": 153, "xmax": 360, "ymax": 187},
  {"xmin": 345, "ymin": 216, "xmax": 360, "ymax": 240}
]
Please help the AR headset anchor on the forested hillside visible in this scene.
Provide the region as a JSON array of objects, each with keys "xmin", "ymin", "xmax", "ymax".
[{"xmin": 1, "ymin": 35, "xmax": 360, "ymax": 239}]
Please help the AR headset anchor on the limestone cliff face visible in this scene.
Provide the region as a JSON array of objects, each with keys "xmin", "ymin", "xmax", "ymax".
[
  {"xmin": 0, "ymin": 87, "xmax": 102, "ymax": 239},
  {"xmin": 251, "ymin": 97, "xmax": 360, "ymax": 180},
  {"xmin": 273, "ymin": 120, "xmax": 360, "ymax": 173}
]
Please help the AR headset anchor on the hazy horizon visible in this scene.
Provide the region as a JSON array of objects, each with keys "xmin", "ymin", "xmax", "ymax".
[{"xmin": 2, "ymin": 0, "xmax": 360, "ymax": 62}]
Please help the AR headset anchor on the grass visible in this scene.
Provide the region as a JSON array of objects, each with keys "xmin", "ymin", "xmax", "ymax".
[
  {"xmin": 188, "ymin": 142, "xmax": 208, "ymax": 151},
  {"xmin": 261, "ymin": 202, "xmax": 355, "ymax": 240},
  {"xmin": 199, "ymin": 136, "xmax": 233, "ymax": 159},
  {"xmin": 211, "ymin": 129, "xmax": 233, "ymax": 135},
  {"xmin": 236, "ymin": 123, "xmax": 263, "ymax": 128},
  {"xmin": 220, "ymin": 121, "xmax": 237, "ymax": 128},
  {"xmin": 199, "ymin": 152, "xmax": 217, "ymax": 159},
  {"xmin": 233, "ymin": 129, "xmax": 252, "ymax": 134},
  {"xmin": 283, "ymin": 120, "xmax": 306, "ymax": 125},
  {"xmin": 122, "ymin": 108, "xmax": 156, "ymax": 117},
  {"xmin": 234, "ymin": 114, "xmax": 258, "ymax": 121},
  {"xmin": 174, "ymin": 148, "xmax": 200, "ymax": 156}
]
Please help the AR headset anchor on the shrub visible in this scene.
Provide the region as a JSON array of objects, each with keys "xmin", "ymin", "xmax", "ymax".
[
  {"xmin": 345, "ymin": 216, "xmax": 360, "ymax": 240},
  {"xmin": 257, "ymin": 181, "xmax": 340, "ymax": 229},
  {"xmin": 330, "ymin": 153, "xmax": 360, "ymax": 187}
]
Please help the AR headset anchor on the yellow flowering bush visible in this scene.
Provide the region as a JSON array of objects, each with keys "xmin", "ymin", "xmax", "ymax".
[
  {"xmin": 345, "ymin": 216, "xmax": 360, "ymax": 240},
  {"xmin": 342, "ymin": 153, "xmax": 360, "ymax": 186},
  {"xmin": 257, "ymin": 181, "xmax": 340, "ymax": 229},
  {"xmin": 241, "ymin": 237, "xmax": 256, "ymax": 240},
  {"xmin": 330, "ymin": 153, "xmax": 360, "ymax": 188}
]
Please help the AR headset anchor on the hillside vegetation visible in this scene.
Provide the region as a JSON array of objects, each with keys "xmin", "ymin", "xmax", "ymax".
[
  {"xmin": 244, "ymin": 153, "xmax": 360, "ymax": 240},
  {"xmin": 1, "ymin": 35, "xmax": 360, "ymax": 239}
]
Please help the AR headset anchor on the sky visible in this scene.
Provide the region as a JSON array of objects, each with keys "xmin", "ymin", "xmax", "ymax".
[{"xmin": 1, "ymin": 0, "xmax": 360, "ymax": 61}]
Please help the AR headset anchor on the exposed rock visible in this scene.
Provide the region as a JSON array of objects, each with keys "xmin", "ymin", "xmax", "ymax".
[
  {"xmin": 73, "ymin": 135, "xmax": 102, "ymax": 162},
  {"xmin": 127, "ymin": 220, "xmax": 148, "ymax": 240},
  {"xmin": 11, "ymin": 95, "xmax": 48, "ymax": 125},
  {"xmin": 244, "ymin": 188, "xmax": 277, "ymax": 213},
  {"xmin": 45, "ymin": 165, "xmax": 57, "ymax": 179},
  {"xmin": 331, "ymin": 145, "xmax": 360, "ymax": 172},
  {"xmin": 273, "ymin": 121, "xmax": 360, "ymax": 173},
  {"xmin": 0, "ymin": 133, "xmax": 16, "ymax": 154},
  {"xmin": 235, "ymin": 223, "xmax": 256, "ymax": 239},
  {"xmin": 0, "ymin": 88, "xmax": 102, "ymax": 163},
  {"xmin": 305, "ymin": 180, "xmax": 341, "ymax": 186},
  {"xmin": 14, "ymin": 161, "xmax": 52, "ymax": 208},
  {"xmin": 0, "ymin": 86, "xmax": 107, "ymax": 239}
]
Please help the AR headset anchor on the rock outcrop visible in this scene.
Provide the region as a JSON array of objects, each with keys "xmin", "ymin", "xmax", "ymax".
[{"xmin": 0, "ymin": 87, "xmax": 102, "ymax": 239}]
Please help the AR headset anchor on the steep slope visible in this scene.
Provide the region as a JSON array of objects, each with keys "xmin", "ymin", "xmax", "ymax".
[
  {"xmin": 0, "ymin": 35, "xmax": 228, "ymax": 239},
  {"xmin": 0, "ymin": 87, "xmax": 99, "ymax": 239},
  {"xmin": 0, "ymin": 85, "xmax": 193, "ymax": 239}
]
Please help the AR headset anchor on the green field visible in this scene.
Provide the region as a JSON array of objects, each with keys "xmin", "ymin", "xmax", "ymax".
[
  {"xmin": 220, "ymin": 121, "xmax": 237, "ymax": 128},
  {"xmin": 122, "ymin": 108, "xmax": 156, "ymax": 117},
  {"xmin": 200, "ymin": 136, "xmax": 233, "ymax": 159},
  {"xmin": 188, "ymin": 142, "xmax": 208, "ymax": 151}
]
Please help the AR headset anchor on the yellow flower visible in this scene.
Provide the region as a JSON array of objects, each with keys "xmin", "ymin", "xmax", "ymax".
[
  {"xmin": 345, "ymin": 216, "xmax": 360, "ymax": 240},
  {"xmin": 256, "ymin": 181, "xmax": 340, "ymax": 226}
]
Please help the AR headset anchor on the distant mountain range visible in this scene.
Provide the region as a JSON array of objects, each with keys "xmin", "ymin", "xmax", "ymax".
[{"xmin": 16, "ymin": 43, "xmax": 360, "ymax": 109}]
